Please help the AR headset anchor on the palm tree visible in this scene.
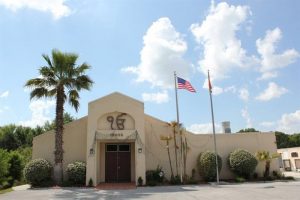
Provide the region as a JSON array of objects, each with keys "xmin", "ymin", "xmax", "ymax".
[
  {"xmin": 25, "ymin": 49, "xmax": 93, "ymax": 184},
  {"xmin": 255, "ymin": 150, "xmax": 279, "ymax": 178},
  {"xmin": 168, "ymin": 121, "xmax": 179, "ymax": 176},
  {"xmin": 160, "ymin": 135, "xmax": 174, "ymax": 179}
]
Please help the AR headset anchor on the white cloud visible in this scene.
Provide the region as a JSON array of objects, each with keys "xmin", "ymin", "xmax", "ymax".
[
  {"xmin": 187, "ymin": 123, "xmax": 222, "ymax": 134},
  {"xmin": 256, "ymin": 28, "xmax": 299, "ymax": 80},
  {"xmin": 142, "ymin": 91, "xmax": 169, "ymax": 104},
  {"xmin": 239, "ymin": 88, "xmax": 249, "ymax": 102},
  {"xmin": 0, "ymin": 0, "xmax": 71, "ymax": 19},
  {"xmin": 122, "ymin": 17, "xmax": 190, "ymax": 89},
  {"xmin": 256, "ymin": 82, "xmax": 288, "ymax": 101},
  {"xmin": 0, "ymin": 90, "xmax": 9, "ymax": 98},
  {"xmin": 241, "ymin": 107, "xmax": 252, "ymax": 128},
  {"xmin": 260, "ymin": 121, "xmax": 275, "ymax": 128},
  {"xmin": 202, "ymin": 79, "xmax": 236, "ymax": 96},
  {"xmin": 191, "ymin": 2, "xmax": 257, "ymax": 83},
  {"xmin": 19, "ymin": 100, "xmax": 55, "ymax": 128},
  {"xmin": 277, "ymin": 110, "xmax": 300, "ymax": 134}
]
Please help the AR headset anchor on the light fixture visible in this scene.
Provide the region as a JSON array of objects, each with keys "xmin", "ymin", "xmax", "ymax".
[
  {"xmin": 138, "ymin": 148, "xmax": 142, "ymax": 153},
  {"xmin": 90, "ymin": 148, "xmax": 95, "ymax": 155}
]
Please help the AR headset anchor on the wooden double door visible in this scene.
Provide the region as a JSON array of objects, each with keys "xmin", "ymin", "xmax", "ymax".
[{"xmin": 105, "ymin": 144, "xmax": 131, "ymax": 182}]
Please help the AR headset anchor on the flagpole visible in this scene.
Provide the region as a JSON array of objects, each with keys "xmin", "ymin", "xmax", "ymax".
[
  {"xmin": 174, "ymin": 71, "xmax": 183, "ymax": 183},
  {"xmin": 208, "ymin": 70, "xmax": 220, "ymax": 185}
]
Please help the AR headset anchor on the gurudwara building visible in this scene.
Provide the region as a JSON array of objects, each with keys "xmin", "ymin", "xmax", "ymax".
[{"xmin": 32, "ymin": 92, "xmax": 279, "ymax": 185}]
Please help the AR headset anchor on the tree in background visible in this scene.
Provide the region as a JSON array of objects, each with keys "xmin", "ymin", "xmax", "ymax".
[
  {"xmin": 0, "ymin": 149, "xmax": 10, "ymax": 188},
  {"xmin": 42, "ymin": 112, "xmax": 75, "ymax": 132},
  {"xmin": 275, "ymin": 131, "xmax": 300, "ymax": 149},
  {"xmin": 238, "ymin": 128, "xmax": 259, "ymax": 133},
  {"xmin": 25, "ymin": 49, "xmax": 93, "ymax": 184}
]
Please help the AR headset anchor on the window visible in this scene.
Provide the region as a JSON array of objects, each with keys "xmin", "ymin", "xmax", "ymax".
[
  {"xmin": 106, "ymin": 144, "xmax": 130, "ymax": 152},
  {"xmin": 119, "ymin": 144, "xmax": 130, "ymax": 152},
  {"xmin": 106, "ymin": 144, "xmax": 118, "ymax": 152},
  {"xmin": 291, "ymin": 152, "xmax": 298, "ymax": 157}
]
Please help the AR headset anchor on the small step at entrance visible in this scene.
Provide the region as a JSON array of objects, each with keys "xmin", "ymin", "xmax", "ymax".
[{"xmin": 96, "ymin": 182, "xmax": 136, "ymax": 190}]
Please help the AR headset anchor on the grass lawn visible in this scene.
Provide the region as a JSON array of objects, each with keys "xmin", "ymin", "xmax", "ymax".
[{"xmin": 0, "ymin": 188, "xmax": 13, "ymax": 195}]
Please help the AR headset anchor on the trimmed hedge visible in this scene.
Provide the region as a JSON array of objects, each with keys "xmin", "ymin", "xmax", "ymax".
[
  {"xmin": 197, "ymin": 151, "xmax": 222, "ymax": 182},
  {"xmin": 228, "ymin": 149, "xmax": 258, "ymax": 178},
  {"xmin": 66, "ymin": 161, "xmax": 86, "ymax": 186},
  {"xmin": 23, "ymin": 158, "xmax": 52, "ymax": 186}
]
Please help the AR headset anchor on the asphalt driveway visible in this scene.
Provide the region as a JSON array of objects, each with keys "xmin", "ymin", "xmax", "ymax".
[{"xmin": 1, "ymin": 181, "xmax": 299, "ymax": 200}]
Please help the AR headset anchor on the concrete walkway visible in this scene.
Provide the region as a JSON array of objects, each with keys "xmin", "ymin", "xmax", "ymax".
[
  {"xmin": 12, "ymin": 184, "xmax": 31, "ymax": 191},
  {"xmin": 1, "ymin": 181, "xmax": 299, "ymax": 200}
]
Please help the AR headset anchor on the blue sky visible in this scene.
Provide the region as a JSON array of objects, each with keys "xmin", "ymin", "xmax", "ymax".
[{"xmin": 0, "ymin": 0, "xmax": 299, "ymax": 134}]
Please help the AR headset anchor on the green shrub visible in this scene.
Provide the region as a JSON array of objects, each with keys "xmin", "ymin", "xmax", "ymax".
[
  {"xmin": 146, "ymin": 166, "xmax": 164, "ymax": 186},
  {"xmin": 197, "ymin": 151, "xmax": 222, "ymax": 182},
  {"xmin": 235, "ymin": 176, "xmax": 246, "ymax": 183},
  {"xmin": 23, "ymin": 158, "xmax": 52, "ymax": 187},
  {"xmin": 138, "ymin": 176, "xmax": 143, "ymax": 186},
  {"xmin": 66, "ymin": 161, "xmax": 86, "ymax": 186},
  {"xmin": 8, "ymin": 151, "xmax": 24, "ymax": 182},
  {"xmin": 228, "ymin": 149, "xmax": 258, "ymax": 179},
  {"xmin": 88, "ymin": 178, "xmax": 94, "ymax": 187},
  {"xmin": 0, "ymin": 149, "xmax": 10, "ymax": 189},
  {"xmin": 170, "ymin": 175, "xmax": 181, "ymax": 185}
]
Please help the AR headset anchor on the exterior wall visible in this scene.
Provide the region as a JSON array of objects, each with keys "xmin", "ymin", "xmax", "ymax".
[
  {"xmin": 145, "ymin": 114, "xmax": 279, "ymax": 180},
  {"xmin": 86, "ymin": 92, "xmax": 146, "ymax": 185},
  {"xmin": 32, "ymin": 116, "xmax": 88, "ymax": 178},
  {"xmin": 32, "ymin": 92, "xmax": 281, "ymax": 185},
  {"xmin": 278, "ymin": 147, "xmax": 300, "ymax": 171}
]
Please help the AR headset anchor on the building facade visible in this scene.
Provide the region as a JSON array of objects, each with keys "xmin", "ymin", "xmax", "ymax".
[
  {"xmin": 32, "ymin": 92, "xmax": 279, "ymax": 185},
  {"xmin": 277, "ymin": 147, "xmax": 300, "ymax": 171}
]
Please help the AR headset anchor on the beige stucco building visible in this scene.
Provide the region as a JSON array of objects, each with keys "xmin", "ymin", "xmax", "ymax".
[
  {"xmin": 32, "ymin": 92, "xmax": 279, "ymax": 185},
  {"xmin": 277, "ymin": 147, "xmax": 300, "ymax": 171}
]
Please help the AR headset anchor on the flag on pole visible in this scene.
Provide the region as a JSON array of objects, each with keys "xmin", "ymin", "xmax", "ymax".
[
  {"xmin": 208, "ymin": 74, "xmax": 212, "ymax": 93},
  {"xmin": 177, "ymin": 77, "xmax": 196, "ymax": 92}
]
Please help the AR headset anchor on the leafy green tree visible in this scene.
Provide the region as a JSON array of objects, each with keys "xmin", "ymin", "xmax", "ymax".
[
  {"xmin": 8, "ymin": 151, "xmax": 24, "ymax": 184},
  {"xmin": 288, "ymin": 134, "xmax": 300, "ymax": 147},
  {"xmin": 275, "ymin": 131, "xmax": 289, "ymax": 148},
  {"xmin": 42, "ymin": 112, "xmax": 75, "ymax": 132},
  {"xmin": 0, "ymin": 125, "xmax": 34, "ymax": 151},
  {"xmin": 0, "ymin": 149, "xmax": 10, "ymax": 188},
  {"xmin": 238, "ymin": 128, "xmax": 259, "ymax": 133},
  {"xmin": 275, "ymin": 131, "xmax": 300, "ymax": 148},
  {"xmin": 24, "ymin": 49, "xmax": 93, "ymax": 184}
]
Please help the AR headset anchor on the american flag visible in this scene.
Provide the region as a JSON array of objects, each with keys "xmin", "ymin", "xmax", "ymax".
[{"xmin": 177, "ymin": 77, "xmax": 196, "ymax": 92}]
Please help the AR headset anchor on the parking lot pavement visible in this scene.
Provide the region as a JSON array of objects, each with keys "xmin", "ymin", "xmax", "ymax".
[{"xmin": 1, "ymin": 181, "xmax": 300, "ymax": 200}]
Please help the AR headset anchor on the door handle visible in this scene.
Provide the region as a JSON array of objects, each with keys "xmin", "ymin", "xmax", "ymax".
[{"xmin": 118, "ymin": 166, "xmax": 120, "ymax": 169}]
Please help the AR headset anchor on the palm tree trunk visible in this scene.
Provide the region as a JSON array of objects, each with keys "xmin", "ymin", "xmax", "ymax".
[
  {"xmin": 172, "ymin": 128, "xmax": 178, "ymax": 176},
  {"xmin": 54, "ymin": 85, "xmax": 65, "ymax": 185},
  {"xmin": 167, "ymin": 140, "xmax": 174, "ymax": 178},
  {"xmin": 264, "ymin": 161, "xmax": 271, "ymax": 178}
]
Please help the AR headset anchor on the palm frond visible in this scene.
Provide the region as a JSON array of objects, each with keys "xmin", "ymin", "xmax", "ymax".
[
  {"xmin": 68, "ymin": 90, "xmax": 80, "ymax": 111},
  {"xmin": 75, "ymin": 63, "xmax": 91, "ymax": 75},
  {"xmin": 30, "ymin": 87, "xmax": 50, "ymax": 100},
  {"xmin": 74, "ymin": 75, "xmax": 93, "ymax": 90},
  {"xmin": 39, "ymin": 66, "xmax": 55, "ymax": 78},
  {"xmin": 25, "ymin": 78, "xmax": 47, "ymax": 88},
  {"xmin": 42, "ymin": 54, "xmax": 53, "ymax": 68}
]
